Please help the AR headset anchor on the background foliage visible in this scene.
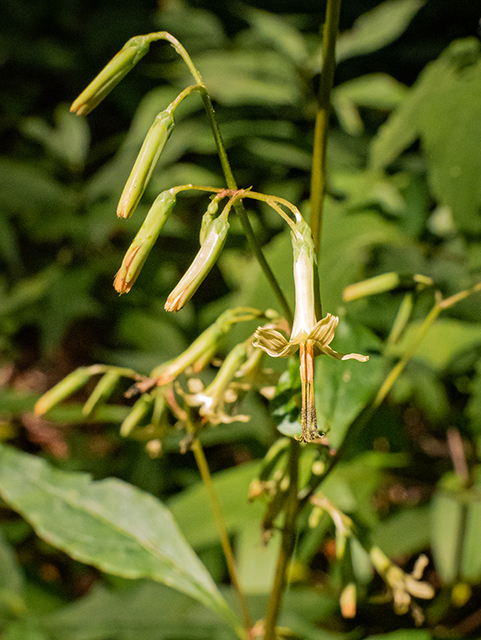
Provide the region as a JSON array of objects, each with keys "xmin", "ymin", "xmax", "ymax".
[{"xmin": 1, "ymin": 1, "xmax": 481, "ymax": 639}]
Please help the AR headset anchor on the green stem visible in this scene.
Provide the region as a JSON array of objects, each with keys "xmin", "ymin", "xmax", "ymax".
[
  {"xmin": 189, "ymin": 431, "xmax": 253, "ymax": 637},
  {"xmin": 151, "ymin": 31, "xmax": 292, "ymax": 324},
  {"xmin": 264, "ymin": 439, "xmax": 300, "ymax": 640},
  {"xmin": 309, "ymin": 0, "xmax": 342, "ymax": 261},
  {"xmin": 198, "ymin": 86, "xmax": 293, "ymax": 325}
]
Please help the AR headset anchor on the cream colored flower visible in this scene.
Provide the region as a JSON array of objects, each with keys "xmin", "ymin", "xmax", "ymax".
[{"xmin": 253, "ymin": 218, "xmax": 368, "ymax": 443}]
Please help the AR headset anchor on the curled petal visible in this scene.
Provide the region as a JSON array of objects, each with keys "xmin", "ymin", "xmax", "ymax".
[
  {"xmin": 253, "ymin": 327, "xmax": 298, "ymax": 358},
  {"xmin": 322, "ymin": 345, "xmax": 370, "ymax": 362}
]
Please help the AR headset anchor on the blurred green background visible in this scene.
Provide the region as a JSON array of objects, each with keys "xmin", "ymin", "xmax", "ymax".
[{"xmin": 1, "ymin": 1, "xmax": 481, "ymax": 638}]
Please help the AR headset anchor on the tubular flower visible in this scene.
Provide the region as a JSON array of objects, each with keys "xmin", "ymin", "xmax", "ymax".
[{"xmin": 253, "ymin": 218, "xmax": 368, "ymax": 443}]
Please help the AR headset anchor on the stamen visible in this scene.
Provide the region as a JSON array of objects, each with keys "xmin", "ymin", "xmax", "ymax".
[{"xmin": 298, "ymin": 342, "xmax": 320, "ymax": 443}]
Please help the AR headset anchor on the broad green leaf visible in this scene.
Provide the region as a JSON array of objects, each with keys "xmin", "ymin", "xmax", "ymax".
[
  {"xmin": 370, "ymin": 38, "xmax": 481, "ymax": 233},
  {"xmin": 168, "ymin": 461, "xmax": 263, "ymax": 549},
  {"xmin": 0, "ymin": 159, "xmax": 73, "ymax": 215},
  {"xmin": 22, "ymin": 104, "xmax": 90, "ymax": 169},
  {"xmin": 431, "ymin": 474, "xmax": 465, "ymax": 584},
  {"xmin": 189, "ymin": 50, "xmax": 302, "ymax": 106},
  {"xmin": 372, "ymin": 506, "xmax": 431, "ymax": 557},
  {"xmin": 314, "ymin": 319, "xmax": 384, "ymax": 449},
  {"xmin": 310, "ymin": 0, "xmax": 423, "ymax": 71},
  {"xmin": 364, "ymin": 631, "xmax": 431, "ymax": 640},
  {"xmin": 3, "ymin": 619, "xmax": 49, "ymax": 640},
  {"xmin": 236, "ymin": 524, "xmax": 281, "ymax": 595},
  {"xmin": 0, "ymin": 445, "xmax": 242, "ymax": 635},
  {"xmin": 319, "ymin": 199, "xmax": 403, "ymax": 311},
  {"xmin": 389, "ymin": 318, "xmax": 481, "ymax": 370},
  {"xmin": 243, "ymin": 7, "xmax": 309, "ymax": 65},
  {"xmin": 0, "ymin": 529, "xmax": 25, "ymax": 618},
  {"xmin": 333, "ymin": 74, "xmax": 407, "ymax": 135},
  {"xmin": 42, "ymin": 581, "xmax": 235, "ymax": 640}
]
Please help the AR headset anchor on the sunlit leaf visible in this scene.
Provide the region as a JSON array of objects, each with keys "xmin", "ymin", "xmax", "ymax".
[
  {"xmin": 0, "ymin": 445, "xmax": 241, "ymax": 634},
  {"xmin": 371, "ymin": 38, "xmax": 481, "ymax": 232}
]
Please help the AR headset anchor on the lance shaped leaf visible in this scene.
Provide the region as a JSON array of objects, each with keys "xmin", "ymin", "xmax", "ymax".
[{"xmin": 0, "ymin": 445, "xmax": 242, "ymax": 635}]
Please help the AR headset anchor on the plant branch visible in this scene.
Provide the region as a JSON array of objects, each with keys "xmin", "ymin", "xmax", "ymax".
[
  {"xmin": 264, "ymin": 438, "xmax": 300, "ymax": 640},
  {"xmin": 309, "ymin": 0, "xmax": 342, "ymax": 262},
  {"xmin": 189, "ymin": 430, "xmax": 253, "ymax": 638},
  {"xmin": 152, "ymin": 31, "xmax": 293, "ymax": 324}
]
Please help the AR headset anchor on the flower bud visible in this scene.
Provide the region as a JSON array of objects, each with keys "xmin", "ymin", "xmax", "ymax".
[
  {"xmin": 83, "ymin": 370, "xmax": 122, "ymax": 416},
  {"xmin": 34, "ymin": 367, "xmax": 91, "ymax": 415},
  {"xmin": 165, "ymin": 211, "xmax": 229, "ymax": 312},
  {"xmin": 71, "ymin": 36, "xmax": 151, "ymax": 117},
  {"xmin": 114, "ymin": 189, "xmax": 177, "ymax": 293},
  {"xmin": 117, "ymin": 107, "xmax": 175, "ymax": 219},
  {"xmin": 120, "ymin": 394, "xmax": 154, "ymax": 437},
  {"xmin": 340, "ymin": 583, "xmax": 357, "ymax": 619},
  {"xmin": 343, "ymin": 272, "xmax": 401, "ymax": 301}
]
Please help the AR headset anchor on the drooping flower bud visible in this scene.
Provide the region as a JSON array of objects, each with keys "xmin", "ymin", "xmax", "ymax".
[
  {"xmin": 117, "ymin": 107, "xmax": 175, "ymax": 219},
  {"xmin": 165, "ymin": 210, "xmax": 230, "ymax": 312},
  {"xmin": 114, "ymin": 188, "xmax": 177, "ymax": 294},
  {"xmin": 71, "ymin": 36, "xmax": 151, "ymax": 117},
  {"xmin": 120, "ymin": 394, "xmax": 154, "ymax": 437},
  {"xmin": 34, "ymin": 367, "xmax": 91, "ymax": 415},
  {"xmin": 82, "ymin": 370, "xmax": 122, "ymax": 416}
]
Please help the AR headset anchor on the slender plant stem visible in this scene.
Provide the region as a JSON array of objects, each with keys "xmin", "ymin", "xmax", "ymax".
[
  {"xmin": 197, "ymin": 87, "xmax": 293, "ymax": 325},
  {"xmin": 309, "ymin": 0, "xmax": 342, "ymax": 261},
  {"xmin": 153, "ymin": 31, "xmax": 292, "ymax": 323},
  {"xmin": 189, "ymin": 434, "xmax": 253, "ymax": 637},
  {"xmin": 264, "ymin": 439, "xmax": 300, "ymax": 640}
]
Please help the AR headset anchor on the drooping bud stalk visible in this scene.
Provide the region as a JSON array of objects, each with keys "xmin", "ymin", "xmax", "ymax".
[
  {"xmin": 71, "ymin": 36, "xmax": 151, "ymax": 116},
  {"xmin": 34, "ymin": 367, "xmax": 91, "ymax": 415},
  {"xmin": 132, "ymin": 308, "xmax": 263, "ymax": 392},
  {"xmin": 165, "ymin": 209, "xmax": 230, "ymax": 312},
  {"xmin": 199, "ymin": 194, "xmax": 223, "ymax": 244},
  {"xmin": 117, "ymin": 106, "xmax": 175, "ymax": 219},
  {"xmin": 114, "ymin": 188, "xmax": 177, "ymax": 294}
]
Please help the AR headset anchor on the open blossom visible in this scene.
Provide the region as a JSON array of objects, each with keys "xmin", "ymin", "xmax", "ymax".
[{"xmin": 253, "ymin": 218, "xmax": 368, "ymax": 443}]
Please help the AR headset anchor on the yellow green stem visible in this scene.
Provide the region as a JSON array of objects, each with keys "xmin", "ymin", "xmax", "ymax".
[
  {"xmin": 264, "ymin": 439, "xmax": 300, "ymax": 640},
  {"xmin": 309, "ymin": 0, "xmax": 342, "ymax": 262},
  {"xmin": 187, "ymin": 423, "xmax": 252, "ymax": 637}
]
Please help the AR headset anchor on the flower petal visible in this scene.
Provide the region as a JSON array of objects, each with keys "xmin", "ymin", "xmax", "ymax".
[
  {"xmin": 253, "ymin": 327, "xmax": 298, "ymax": 358},
  {"xmin": 308, "ymin": 313, "xmax": 339, "ymax": 347}
]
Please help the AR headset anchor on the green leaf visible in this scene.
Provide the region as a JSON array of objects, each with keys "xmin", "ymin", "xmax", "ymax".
[
  {"xmin": 42, "ymin": 581, "xmax": 236, "ymax": 640},
  {"xmin": 372, "ymin": 506, "xmax": 431, "ymax": 557},
  {"xmin": 3, "ymin": 619, "xmax": 50, "ymax": 640},
  {"xmin": 363, "ymin": 631, "xmax": 431, "ymax": 640},
  {"xmin": 370, "ymin": 38, "xmax": 481, "ymax": 233},
  {"xmin": 314, "ymin": 318, "xmax": 384, "ymax": 449},
  {"xmin": 0, "ymin": 445, "xmax": 242, "ymax": 635},
  {"xmin": 0, "ymin": 529, "xmax": 25, "ymax": 618},
  {"xmin": 332, "ymin": 74, "xmax": 407, "ymax": 135},
  {"xmin": 168, "ymin": 461, "xmax": 263, "ymax": 549},
  {"xmin": 389, "ymin": 318, "xmax": 481, "ymax": 370},
  {"xmin": 22, "ymin": 104, "xmax": 90, "ymax": 169},
  {"xmin": 312, "ymin": 0, "xmax": 423, "ymax": 69},
  {"xmin": 188, "ymin": 50, "xmax": 302, "ymax": 107},
  {"xmin": 243, "ymin": 7, "xmax": 309, "ymax": 65}
]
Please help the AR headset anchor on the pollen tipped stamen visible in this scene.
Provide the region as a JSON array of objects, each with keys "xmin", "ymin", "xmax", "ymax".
[{"xmin": 298, "ymin": 342, "xmax": 319, "ymax": 443}]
